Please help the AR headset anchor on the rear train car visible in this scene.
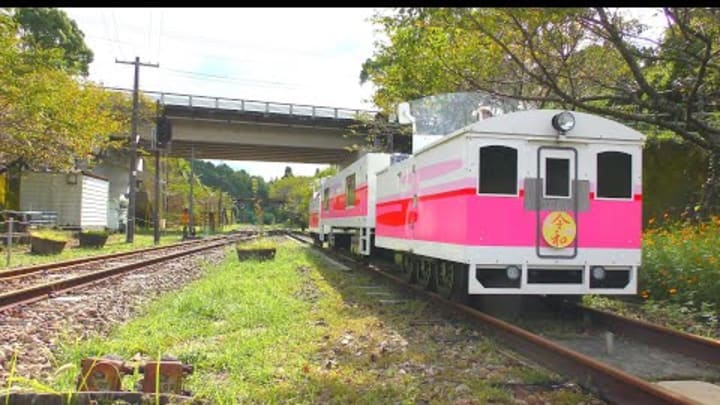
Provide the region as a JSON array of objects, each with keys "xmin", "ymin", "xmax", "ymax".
[
  {"xmin": 320, "ymin": 153, "xmax": 391, "ymax": 255},
  {"xmin": 374, "ymin": 110, "xmax": 644, "ymax": 296},
  {"xmin": 308, "ymin": 177, "xmax": 326, "ymax": 244}
]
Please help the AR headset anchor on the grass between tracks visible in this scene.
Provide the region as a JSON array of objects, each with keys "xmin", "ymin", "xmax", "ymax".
[{"xmin": 42, "ymin": 239, "xmax": 593, "ymax": 404}]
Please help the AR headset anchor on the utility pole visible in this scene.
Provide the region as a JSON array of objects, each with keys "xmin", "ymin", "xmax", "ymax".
[
  {"xmin": 116, "ymin": 56, "xmax": 159, "ymax": 243},
  {"xmin": 153, "ymin": 100, "xmax": 161, "ymax": 245},
  {"xmin": 189, "ymin": 146, "xmax": 195, "ymax": 238}
]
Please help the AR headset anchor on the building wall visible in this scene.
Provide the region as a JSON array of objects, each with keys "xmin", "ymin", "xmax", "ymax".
[
  {"xmin": 80, "ymin": 175, "xmax": 109, "ymax": 228},
  {"xmin": 19, "ymin": 172, "xmax": 82, "ymax": 227}
]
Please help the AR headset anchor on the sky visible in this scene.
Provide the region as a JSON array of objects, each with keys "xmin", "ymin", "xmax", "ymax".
[
  {"xmin": 63, "ymin": 8, "xmax": 382, "ymax": 180},
  {"xmin": 63, "ymin": 8, "xmax": 665, "ymax": 181}
]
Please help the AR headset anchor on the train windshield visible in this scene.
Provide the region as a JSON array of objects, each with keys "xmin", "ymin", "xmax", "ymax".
[{"xmin": 405, "ymin": 92, "xmax": 532, "ymax": 136}]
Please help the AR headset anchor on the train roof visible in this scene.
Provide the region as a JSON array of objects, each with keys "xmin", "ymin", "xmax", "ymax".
[{"xmin": 414, "ymin": 109, "xmax": 646, "ymax": 156}]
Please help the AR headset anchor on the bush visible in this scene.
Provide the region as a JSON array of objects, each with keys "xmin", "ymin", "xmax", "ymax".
[{"xmin": 640, "ymin": 216, "xmax": 720, "ymax": 311}]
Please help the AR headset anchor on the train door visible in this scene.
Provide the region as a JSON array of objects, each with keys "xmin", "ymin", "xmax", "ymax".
[{"xmin": 535, "ymin": 146, "xmax": 579, "ymax": 259}]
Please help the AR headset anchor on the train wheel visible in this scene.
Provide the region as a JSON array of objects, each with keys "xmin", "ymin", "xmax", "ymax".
[
  {"xmin": 435, "ymin": 261, "xmax": 455, "ymax": 299},
  {"xmin": 399, "ymin": 254, "xmax": 416, "ymax": 283},
  {"xmin": 416, "ymin": 259, "xmax": 434, "ymax": 290}
]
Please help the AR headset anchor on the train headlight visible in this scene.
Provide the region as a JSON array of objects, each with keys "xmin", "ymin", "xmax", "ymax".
[
  {"xmin": 552, "ymin": 111, "xmax": 575, "ymax": 133},
  {"xmin": 591, "ymin": 266, "xmax": 606, "ymax": 280},
  {"xmin": 506, "ymin": 266, "xmax": 521, "ymax": 280}
]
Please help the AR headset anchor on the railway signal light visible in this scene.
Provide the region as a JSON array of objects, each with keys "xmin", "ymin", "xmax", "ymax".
[{"xmin": 156, "ymin": 115, "xmax": 172, "ymax": 148}]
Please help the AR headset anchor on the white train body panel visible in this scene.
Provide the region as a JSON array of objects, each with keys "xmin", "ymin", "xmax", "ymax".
[
  {"xmin": 320, "ymin": 153, "xmax": 391, "ymax": 230},
  {"xmin": 374, "ymin": 110, "xmax": 644, "ymax": 295}
]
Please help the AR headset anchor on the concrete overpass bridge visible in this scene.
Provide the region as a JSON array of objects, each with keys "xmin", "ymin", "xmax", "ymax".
[{"xmin": 109, "ymin": 88, "xmax": 384, "ymax": 165}]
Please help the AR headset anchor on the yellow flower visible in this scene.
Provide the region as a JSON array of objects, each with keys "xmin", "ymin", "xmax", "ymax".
[
  {"xmin": 640, "ymin": 290, "xmax": 649, "ymax": 299},
  {"xmin": 668, "ymin": 288, "xmax": 677, "ymax": 295},
  {"xmin": 648, "ymin": 218, "xmax": 656, "ymax": 225}
]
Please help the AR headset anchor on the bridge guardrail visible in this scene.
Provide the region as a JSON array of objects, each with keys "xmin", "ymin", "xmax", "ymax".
[{"xmin": 104, "ymin": 87, "xmax": 377, "ymax": 121}]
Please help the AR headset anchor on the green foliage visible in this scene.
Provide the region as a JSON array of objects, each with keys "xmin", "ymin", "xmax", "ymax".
[
  {"xmin": 363, "ymin": 8, "xmax": 720, "ymax": 208},
  {"xmin": 641, "ymin": 217, "xmax": 720, "ymax": 311},
  {"xmin": 0, "ymin": 12, "xmax": 126, "ymax": 171},
  {"xmin": 643, "ymin": 138, "xmax": 708, "ymax": 221},
  {"xmin": 190, "ymin": 160, "xmax": 269, "ymax": 224},
  {"xmin": 269, "ymin": 175, "xmax": 312, "ymax": 228},
  {"xmin": 12, "ymin": 7, "xmax": 93, "ymax": 76}
]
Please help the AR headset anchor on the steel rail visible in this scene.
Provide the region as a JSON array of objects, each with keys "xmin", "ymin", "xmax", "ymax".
[
  {"xmin": 0, "ymin": 235, "xmax": 251, "ymax": 312},
  {"xmin": 286, "ymin": 232, "xmax": 699, "ymax": 405},
  {"xmin": 0, "ymin": 234, "xmax": 234, "ymax": 279},
  {"xmin": 579, "ymin": 305, "xmax": 720, "ymax": 365}
]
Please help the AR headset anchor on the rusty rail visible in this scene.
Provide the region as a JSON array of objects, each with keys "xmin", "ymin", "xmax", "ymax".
[
  {"xmin": 0, "ymin": 234, "xmax": 230, "ymax": 279},
  {"xmin": 0, "ymin": 235, "xmax": 251, "ymax": 312},
  {"xmin": 286, "ymin": 232, "xmax": 699, "ymax": 405}
]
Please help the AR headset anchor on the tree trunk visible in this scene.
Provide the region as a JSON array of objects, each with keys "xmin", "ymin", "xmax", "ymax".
[{"xmin": 699, "ymin": 150, "xmax": 720, "ymax": 218}]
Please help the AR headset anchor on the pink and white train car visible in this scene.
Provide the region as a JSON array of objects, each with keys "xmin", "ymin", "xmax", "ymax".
[
  {"xmin": 374, "ymin": 110, "xmax": 644, "ymax": 296},
  {"xmin": 308, "ymin": 177, "xmax": 326, "ymax": 244},
  {"xmin": 320, "ymin": 153, "xmax": 391, "ymax": 255}
]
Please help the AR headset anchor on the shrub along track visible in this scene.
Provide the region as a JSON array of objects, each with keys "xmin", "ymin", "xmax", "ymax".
[
  {"xmin": 287, "ymin": 232, "xmax": 720, "ymax": 405},
  {"xmin": 0, "ymin": 232, "xmax": 255, "ymax": 312}
]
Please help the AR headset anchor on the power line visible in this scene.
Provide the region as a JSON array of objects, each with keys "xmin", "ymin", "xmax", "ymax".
[
  {"xmin": 160, "ymin": 67, "xmax": 301, "ymax": 88},
  {"xmin": 110, "ymin": 11, "xmax": 125, "ymax": 60},
  {"xmin": 156, "ymin": 10, "xmax": 164, "ymax": 62}
]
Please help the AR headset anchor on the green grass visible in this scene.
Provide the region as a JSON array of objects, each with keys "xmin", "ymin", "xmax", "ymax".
[{"xmin": 33, "ymin": 241, "xmax": 594, "ymax": 404}]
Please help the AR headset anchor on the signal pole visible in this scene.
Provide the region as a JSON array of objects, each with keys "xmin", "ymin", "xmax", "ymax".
[{"xmin": 116, "ymin": 56, "xmax": 159, "ymax": 243}]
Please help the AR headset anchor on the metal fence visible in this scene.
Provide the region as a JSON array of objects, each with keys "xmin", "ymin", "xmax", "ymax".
[
  {"xmin": 1, "ymin": 210, "xmax": 58, "ymax": 267},
  {"xmin": 104, "ymin": 87, "xmax": 378, "ymax": 121}
]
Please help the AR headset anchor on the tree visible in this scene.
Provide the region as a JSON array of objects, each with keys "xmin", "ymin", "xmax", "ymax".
[
  {"xmin": 269, "ymin": 175, "xmax": 312, "ymax": 228},
  {"xmin": 12, "ymin": 7, "xmax": 94, "ymax": 76},
  {"xmin": 0, "ymin": 13, "xmax": 126, "ymax": 171},
  {"xmin": 282, "ymin": 166, "xmax": 294, "ymax": 179},
  {"xmin": 362, "ymin": 8, "xmax": 720, "ymax": 211}
]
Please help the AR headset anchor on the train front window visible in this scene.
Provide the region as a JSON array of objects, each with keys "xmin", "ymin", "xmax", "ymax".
[
  {"xmin": 545, "ymin": 158, "xmax": 570, "ymax": 197},
  {"xmin": 597, "ymin": 152, "xmax": 632, "ymax": 198},
  {"xmin": 478, "ymin": 146, "xmax": 517, "ymax": 195}
]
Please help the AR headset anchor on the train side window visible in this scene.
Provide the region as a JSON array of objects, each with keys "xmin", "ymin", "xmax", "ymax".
[
  {"xmin": 346, "ymin": 174, "xmax": 356, "ymax": 207},
  {"xmin": 597, "ymin": 152, "xmax": 632, "ymax": 198},
  {"xmin": 323, "ymin": 187, "xmax": 329, "ymax": 211},
  {"xmin": 478, "ymin": 146, "xmax": 517, "ymax": 195},
  {"xmin": 545, "ymin": 158, "xmax": 570, "ymax": 197}
]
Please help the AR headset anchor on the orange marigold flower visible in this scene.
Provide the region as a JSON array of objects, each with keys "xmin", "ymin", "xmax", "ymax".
[
  {"xmin": 669, "ymin": 288, "xmax": 677, "ymax": 294},
  {"xmin": 640, "ymin": 290, "xmax": 649, "ymax": 299}
]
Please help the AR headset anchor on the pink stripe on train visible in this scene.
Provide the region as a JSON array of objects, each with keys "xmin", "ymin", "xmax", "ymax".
[{"xmin": 377, "ymin": 188, "xmax": 641, "ymax": 248}]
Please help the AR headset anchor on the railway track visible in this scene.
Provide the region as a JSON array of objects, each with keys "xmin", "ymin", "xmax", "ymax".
[
  {"xmin": 287, "ymin": 231, "xmax": 720, "ymax": 405},
  {"xmin": 0, "ymin": 232, "xmax": 255, "ymax": 312}
]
